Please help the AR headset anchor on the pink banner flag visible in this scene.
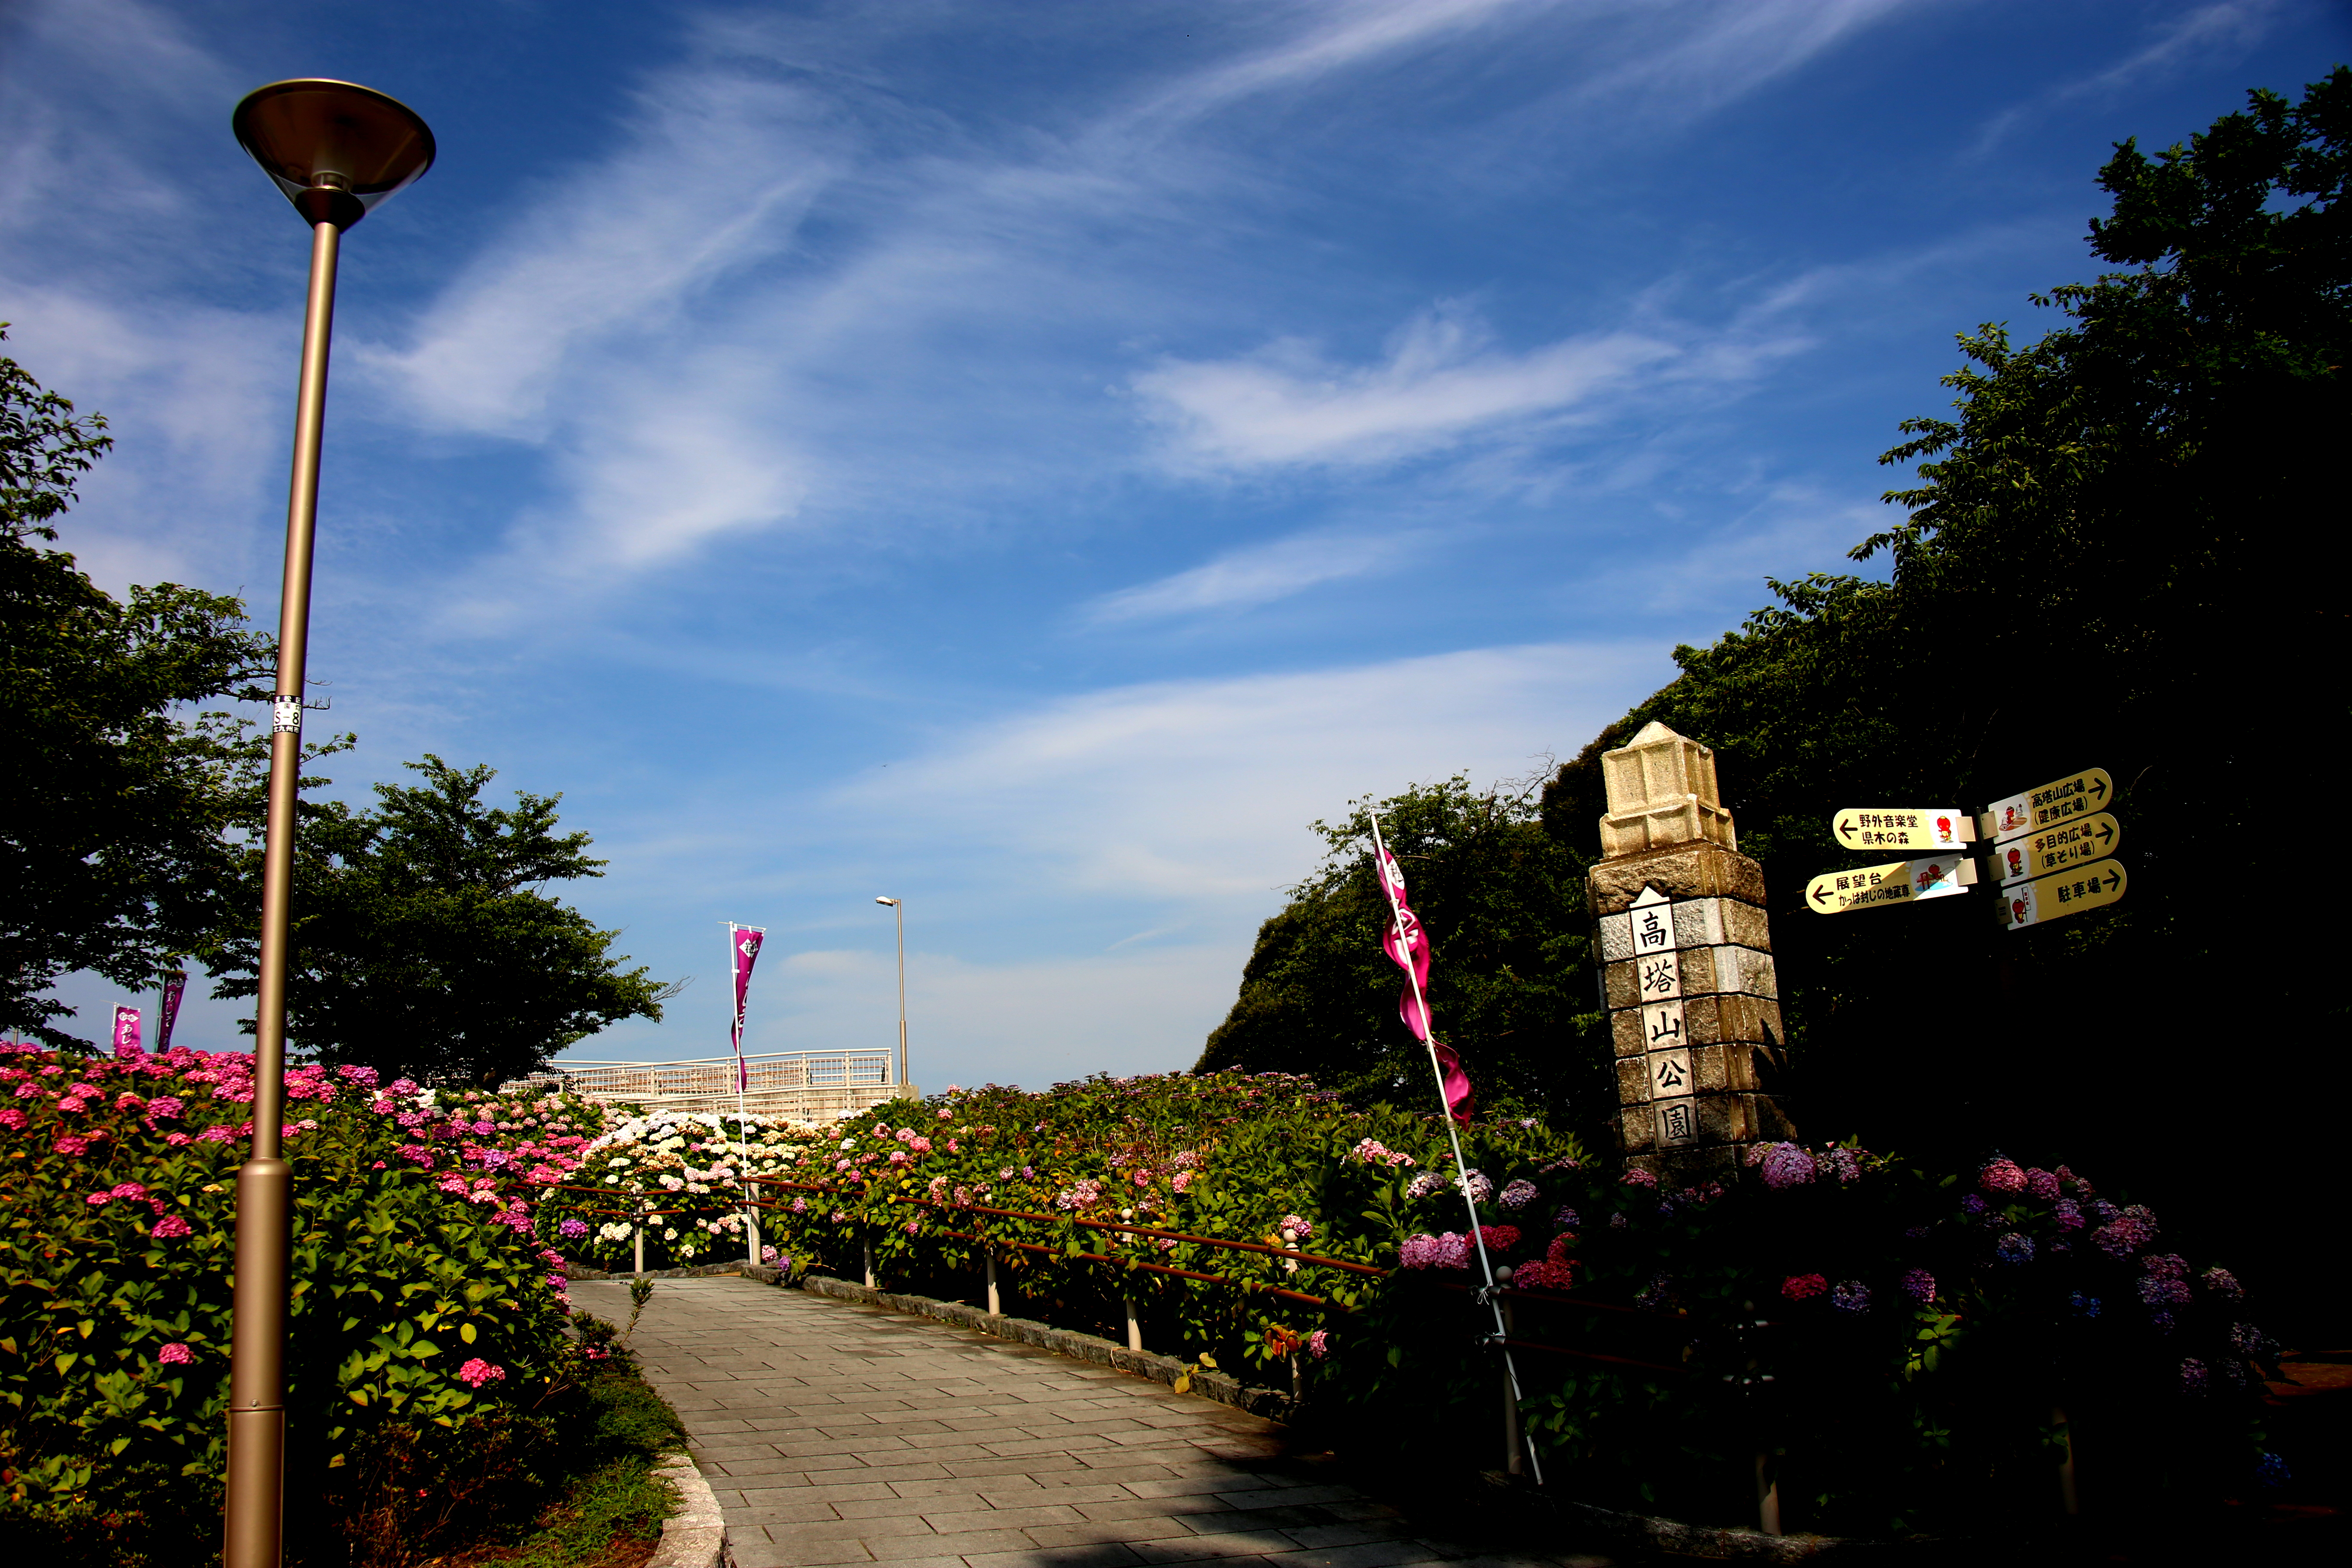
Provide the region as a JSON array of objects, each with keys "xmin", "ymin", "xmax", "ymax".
[
  {"xmin": 731, "ymin": 927, "xmax": 765, "ymax": 1090},
  {"xmin": 156, "ymin": 970, "xmax": 187, "ymax": 1052},
  {"xmin": 1372, "ymin": 843, "xmax": 1472, "ymax": 1123},
  {"xmin": 112, "ymin": 1005, "xmax": 141, "ymax": 1058}
]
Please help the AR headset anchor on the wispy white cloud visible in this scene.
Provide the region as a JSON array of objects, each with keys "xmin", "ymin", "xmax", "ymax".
[
  {"xmin": 1083, "ymin": 527, "xmax": 1437, "ymax": 624},
  {"xmin": 1568, "ymin": 0, "xmax": 1922, "ymax": 120},
  {"xmin": 847, "ymin": 640, "xmax": 1665, "ymax": 905},
  {"xmin": 1131, "ymin": 303, "xmax": 1794, "ymax": 472},
  {"xmin": 1967, "ymin": 1, "xmax": 2278, "ymax": 157},
  {"xmin": 371, "ymin": 74, "xmax": 846, "ymax": 437},
  {"xmin": 1121, "ymin": 0, "xmax": 1556, "ymax": 131}
]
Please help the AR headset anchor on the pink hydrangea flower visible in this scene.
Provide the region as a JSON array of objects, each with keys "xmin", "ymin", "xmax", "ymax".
[
  {"xmin": 457, "ymin": 1357, "xmax": 505, "ymax": 1388},
  {"xmin": 1620, "ymin": 1167, "xmax": 1657, "ymax": 1189},
  {"xmin": 1308, "ymin": 1329, "xmax": 1330, "ymax": 1360},
  {"xmin": 54, "ymin": 1135, "xmax": 89, "ymax": 1155},
  {"xmin": 158, "ymin": 1342, "xmax": 195, "ymax": 1365},
  {"xmin": 1979, "ymin": 1158, "xmax": 2027, "ymax": 1194},
  {"xmin": 145, "ymin": 1096, "xmax": 184, "ymax": 1119},
  {"xmin": 152, "ymin": 1214, "xmax": 193, "ymax": 1239},
  {"xmin": 1781, "ymin": 1273, "xmax": 1829, "ymax": 1302},
  {"xmin": 0, "ymin": 1109, "xmax": 24, "ymax": 1130}
]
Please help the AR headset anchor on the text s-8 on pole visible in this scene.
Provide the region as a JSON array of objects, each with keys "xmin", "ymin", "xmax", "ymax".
[{"xmin": 226, "ymin": 80, "xmax": 433, "ymax": 1568}]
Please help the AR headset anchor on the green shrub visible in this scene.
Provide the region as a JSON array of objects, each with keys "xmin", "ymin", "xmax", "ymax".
[{"xmin": 0, "ymin": 1043, "xmax": 612, "ymax": 1562}]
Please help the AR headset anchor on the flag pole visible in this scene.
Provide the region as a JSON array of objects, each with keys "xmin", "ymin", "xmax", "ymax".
[
  {"xmin": 728, "ymin": 921, "xmax": 755, "ymax": 1265},
  {"xmin": 1366, "ymin": 806, "xmax": 1544, "ymax": 1486}
]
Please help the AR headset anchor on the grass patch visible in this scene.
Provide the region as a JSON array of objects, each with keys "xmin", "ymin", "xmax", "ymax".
[{"xmin": 436, "ymin": 1452, "xmax": 678, "ymax": 1568}]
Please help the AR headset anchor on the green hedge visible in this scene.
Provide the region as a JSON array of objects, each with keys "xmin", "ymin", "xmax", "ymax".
[{"xmin": 0, "ymin": 1043, "xmax": 606, "ymax": 1562}]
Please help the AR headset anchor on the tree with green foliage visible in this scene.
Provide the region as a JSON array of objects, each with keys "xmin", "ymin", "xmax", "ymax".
[
  {"xmin": 1195, "ymin": 775, "xmax": 1604, "ymax": 1121},
  {"xmin": 0, "ymin": 326, "xmax": 273, "ymax": 1042},
  {"xmin": 201, "ymin": 754, "xmax": 676, "ymax": 1087},
  {"xmin": 1535, "ymin": 70, "xmax": 2349, "ymax": 1332}
]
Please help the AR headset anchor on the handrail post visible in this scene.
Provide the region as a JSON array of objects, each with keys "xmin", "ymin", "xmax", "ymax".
[{"xmin": 985, "ymin": 1250, "xmax": 1001, "ymax": 1316}]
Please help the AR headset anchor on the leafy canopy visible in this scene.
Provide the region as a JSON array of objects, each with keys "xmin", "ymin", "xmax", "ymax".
[
  {"xmin": 1195, "ymin": 775, "xmax": 1603, "ymax": 1125},
  {"xmin": 0, "ymin": 327, "xmax": 273, "ymax": 1040},
  {"xmin": 202, "ymin": 755, "xmax": 674, "ymax": 1087}
]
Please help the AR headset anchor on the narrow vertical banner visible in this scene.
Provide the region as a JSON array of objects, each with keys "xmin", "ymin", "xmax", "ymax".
[
  {"xmin": 112, "ymin": 1006, "xmax": 141, "ymax": 1058},
  {"xmin": 157, "ymin": 970, "xmax": 187, "ymax": 1051},
  {"xmin": 730, "ymin": 925, "xmax": 766, "ymax": 1090},
  {"xmin": 1372, "ymin": 839, "xmax": 1470, "ymax": 1122}
]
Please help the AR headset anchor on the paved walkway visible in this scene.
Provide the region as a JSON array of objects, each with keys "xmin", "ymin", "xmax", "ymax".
[{"xmin": 569, "ymin": 1276, "xmax": 1610, "ymax": 1568}]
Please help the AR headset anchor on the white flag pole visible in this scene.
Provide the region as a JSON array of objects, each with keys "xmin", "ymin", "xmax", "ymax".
[
  {"xmin": 727, "ymin": 921, "xmax": 756, "ymax": 1265},
  {"xmin": 1366, "ymin": 805, "xmax": 1544, "ymax": 1486}
]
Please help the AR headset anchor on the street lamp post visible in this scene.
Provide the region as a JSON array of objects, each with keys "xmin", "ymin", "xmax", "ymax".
[
  {"xmin": 874, "ymin": 897, "xmax": 908, "ymax": 1093},
  {"xmin": 225, "ymin": 79, "xmax": 434, "ymax": 1568}
]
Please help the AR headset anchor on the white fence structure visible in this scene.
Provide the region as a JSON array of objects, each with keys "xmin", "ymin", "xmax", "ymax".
[{"xmin": 507, "ymin": 1049, "xmax": 907, "ymax": 1124}]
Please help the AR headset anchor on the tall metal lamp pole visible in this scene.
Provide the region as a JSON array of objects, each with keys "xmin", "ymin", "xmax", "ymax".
[
  {"xmin": 875, "ymin": 897, "xmax": 907, "ymax": 1093},
  {"xmin": 225, "ymin": 79, "xmax": 434, "ymax": 1568}
]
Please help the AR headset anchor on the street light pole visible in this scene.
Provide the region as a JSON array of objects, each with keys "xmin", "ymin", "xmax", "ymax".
[
  {"xmin": 875, "ymin": 897, "xmax": 907, "ymax": 1093},
  {"xmin": 226, "ymin": 80, "xmax": 433, "ymax": 1568}
]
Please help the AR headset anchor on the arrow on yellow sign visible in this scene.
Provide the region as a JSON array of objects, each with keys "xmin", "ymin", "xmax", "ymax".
[
  {"xmin": 1999, "ymin": 858, "xmax": 2125, "ymax": 929},
  {"xmin": 1831, "ymin": 807, "xmax": 1973, "ymax": 852},
  {"xmin": 1983, "ymin": 768, "xmax": 2112, "ymax": 843},
  {"xmin": 1806, "ymin": 854, "xmax": 1976, "ymax": 913}
]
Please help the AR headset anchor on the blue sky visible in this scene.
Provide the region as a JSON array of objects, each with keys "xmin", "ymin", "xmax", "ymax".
[{"xmin": 7, "ymin": 1, "xmax": 2345, "ymax": 1084}]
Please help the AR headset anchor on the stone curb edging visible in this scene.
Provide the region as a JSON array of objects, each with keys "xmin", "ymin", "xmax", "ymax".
[
  {"xmin": 646, "ymin": 1451, "xmax": 727, "ymax": 1568},
  {"xmin": 791, "ymin": 1272, "xmax": 1299, "ymax": 1419}
]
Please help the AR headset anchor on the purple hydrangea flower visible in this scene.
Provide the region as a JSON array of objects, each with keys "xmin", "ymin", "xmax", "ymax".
[
  {"xmin": 1831, "ymin": 1280, "xmax": 1871, "ymax": 1314},
  {"xmin": 2180, "ymin": 1358, "xmax": 2209, "ymax": 1394},
  {"xmin": 2139, "ymin": 1277, "xmax": 2192, "ymax": 1307},
  {"xmin": 1756, "ymin": 1144, "xmax": 1816, "ymax": 1190},
  {"xmin": 1499, "ymin": 1180, "xmax": 1539, "ymax": 1210},
  {"xmin": 1820, "ymin": 1147, "xmax": 1862, "ymax": 1184},
  {"xmin": 2201, "ymin": 1266, "xmax": 2244, "ymax": 1299},
  {"xmin": 2025, "ymin": 1167, "xmax": 2061, "ymax": 1200},
  {"xmin": 1899, "ymin": 1268, "xmax": 1936, "ymax": 1304},
  {"xmin": 2142, "ymin": 1253, "xmax": 2187, "ymax": 1279},
  {"xmin": 1553, "ymin": 1206, "xmax": 1581, "ymax": 1230},
  {"xmin": 2053, "ymin": 1198, "xmax": 2084, "ymax": 1231},
  {"xmin": 2229, "ymin": 1323, "xmax": 2267, "ymax": 1357},
  {"xmin": 1994, "ymin": 1233, "xmax": 2034, "ymax": 1265},
  {"xmin": 2254, "ymin": 1453, "xmax": 2292, "ymax": 1488},
  {"xmin": 1960, "ymin": 1194, "xmax": 1988, "ymax": 1216},
  {"xmin": 2069, "ymin": 1292, "xmax": 2102, "ymax": 1318}
]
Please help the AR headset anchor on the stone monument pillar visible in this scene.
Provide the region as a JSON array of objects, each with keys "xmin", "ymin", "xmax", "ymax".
[{"xmin": 1589, "ymin": 722, "xmax": 1792, "ymax": 1181}]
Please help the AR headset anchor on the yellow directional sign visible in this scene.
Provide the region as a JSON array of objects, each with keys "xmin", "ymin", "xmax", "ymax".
[
  {"xmin": 1807, "ymin": 854, "xmax": 1977, "ymax": 913},
  {"xmin": 1983, "ymin": 768, "xmax": 2113, "ymax": 842},
  {"xmin": 1999, "ymin": 858, "xmax": 2125, "ymax": 929},
  {"xmin": 1831, "ymin": 807, "xmax": 1973, "ymax": 852},
  {"xmin": 1993, "ymin": 813, "xmax": 2121, "ymax": 885}
]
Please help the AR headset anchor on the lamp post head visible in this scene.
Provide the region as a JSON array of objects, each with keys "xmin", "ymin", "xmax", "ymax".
[
  {"xmin": 875, "ymin": 897, "xmax": 899, "ymax": 906},
  {"xmin": 233, "ymin": 79, "xmax": 434, "ymax": 229}
]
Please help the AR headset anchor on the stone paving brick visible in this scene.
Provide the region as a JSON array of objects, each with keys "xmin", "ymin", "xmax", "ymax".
[{"xmin": 569, "ymin": 1277, "xmax": 1616, "ymax": 1568}]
